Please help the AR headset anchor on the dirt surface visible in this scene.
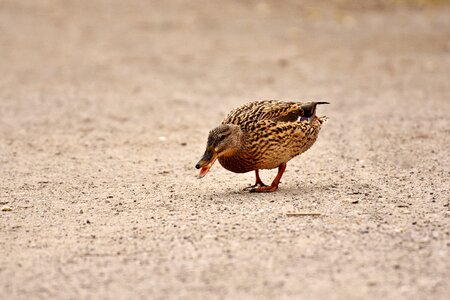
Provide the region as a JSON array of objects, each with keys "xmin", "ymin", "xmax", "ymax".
[{"xmin": 1, "ymin": 1, "xmax": 449, "ymax": 299}]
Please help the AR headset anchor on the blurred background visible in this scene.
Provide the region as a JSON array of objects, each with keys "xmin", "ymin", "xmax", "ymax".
[
  {"xmin": 1, "ymin": 1, "xmax": 449, "ymax": 299},
  {"xmin": 1, "ymin": 0, "xmax": 448, "ymax": 176},
  {"xmin": 1, "ymin": 0, "xmax": 448, "ymax": 131}
]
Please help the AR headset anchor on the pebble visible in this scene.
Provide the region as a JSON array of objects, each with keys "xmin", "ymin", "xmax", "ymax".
[
  {"xmin": 1, "ymin": 206, "xmax": 12, "ymax": 211},
  {"xmin": 342, "ymin": 198, "xmax": 359, "ymax": 204}
]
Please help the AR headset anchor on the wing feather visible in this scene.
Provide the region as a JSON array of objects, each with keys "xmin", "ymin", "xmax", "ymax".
[{"xmin": 221, "ymin": 100, "xmax": 302, "ymax": 129}]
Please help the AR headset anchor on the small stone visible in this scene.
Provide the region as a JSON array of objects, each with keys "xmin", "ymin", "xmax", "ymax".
[
  {"xmin": 342, "ymin": 198, "xmax": 359, "ymax": 204},
  {"xmin": 86, "ymin": 220, "xmax": 91, "ymax": 224},
  {"xmin": 278, "ymin": 58, "xmax": 289, "ymax": 68},
  {"xmin": 1, "ymin": 206, "xmax": 12, "ymax": 212},
  {"xmin": 79, "ymin": 209, "xmax": 84, "ymax": 214}
]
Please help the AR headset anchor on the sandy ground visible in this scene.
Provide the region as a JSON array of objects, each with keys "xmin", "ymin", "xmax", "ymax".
[{"xmin": 1, "ymin": 1, "xmax": 449, "ymax": 299}]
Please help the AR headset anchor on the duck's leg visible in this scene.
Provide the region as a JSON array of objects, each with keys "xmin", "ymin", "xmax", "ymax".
[
  {"xmin": 243, "ymin": 170, "xmax": 267, "ymax": 190},
  {"xmin": 250, "ymin": 163, "xmax": 286, "ymax": 193}
]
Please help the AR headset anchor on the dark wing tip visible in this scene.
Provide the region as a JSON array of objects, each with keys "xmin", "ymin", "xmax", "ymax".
[{"xmin": 300, "ymin": 101, "xmax": 330, "ymax": 118}]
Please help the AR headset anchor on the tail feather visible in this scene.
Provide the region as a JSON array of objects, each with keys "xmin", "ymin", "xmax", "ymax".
[
  {"xmin": 300, "ymin": 101, "xmax": 329, "ymax": 117},
  {"xmin": 318, "ymin": 116, "xmax": 329, "ymax": 124}
]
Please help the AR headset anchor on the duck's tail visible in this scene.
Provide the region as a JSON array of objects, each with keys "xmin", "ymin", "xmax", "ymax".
[
  {"xmin": 318, "ymin": 116, "xmax": 329, "ymax": 125},
  {"xmin": 300, "ymin": 101, "xmax": 330, "ymax": 118}
]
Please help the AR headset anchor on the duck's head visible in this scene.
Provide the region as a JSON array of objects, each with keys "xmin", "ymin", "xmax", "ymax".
[{"xmin": 195, "ymin": 124, "xmax": 242, "ymax": 178}]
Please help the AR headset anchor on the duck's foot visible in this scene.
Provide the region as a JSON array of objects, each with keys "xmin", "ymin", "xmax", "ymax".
[
  {"xmin": 243, "ymin": 170, "xmax": 267, "ymax": 191},
  {"xmin": 243, "ymin": 182, "xmax": 267, "ymax": 191},
  {"xmin": 248, "ymin": 163, "xmax": 286, "ymax": 193},
  {"xmin": 249, "ymin": 185, "xmax": 278, "ymax": 193}
]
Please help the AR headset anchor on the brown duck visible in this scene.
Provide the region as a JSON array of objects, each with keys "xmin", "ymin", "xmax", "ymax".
[{"xmin": 195, "ymin": 100, "xmax": 329, "ymax": 192}]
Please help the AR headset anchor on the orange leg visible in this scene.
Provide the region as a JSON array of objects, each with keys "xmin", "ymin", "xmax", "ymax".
[
  {"xmin": 254, "ymin": 169, "xmax": 266, "ymax": 187},
  {"xmin": 244, "ymin": 170, "xmax": 267, "ymax": 190},
  {"xmin": 250, "ymin": 163, "xmax": 286, "ymax": 193}
]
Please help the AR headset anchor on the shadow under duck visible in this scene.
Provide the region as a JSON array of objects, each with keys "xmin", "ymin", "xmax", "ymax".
[{"xmin": 195, "ymin": 100, "xmax": 329, "ymax": 192}]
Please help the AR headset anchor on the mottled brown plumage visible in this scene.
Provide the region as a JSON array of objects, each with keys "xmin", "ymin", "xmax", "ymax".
[{"xmin": 196, "ymin": 100, "xmax": 329, "ymax": 192}]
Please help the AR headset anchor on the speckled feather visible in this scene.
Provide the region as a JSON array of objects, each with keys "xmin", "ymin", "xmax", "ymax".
[
  {"xmin": 222, "ymin": 100, "xmax": 303, "ymax": 128},
  {"xmin": 218, "ymin": 100, "xmax": 327, "ymax": 173}
]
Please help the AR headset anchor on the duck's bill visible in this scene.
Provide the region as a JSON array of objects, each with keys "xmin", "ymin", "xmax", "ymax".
[
  {"xmin": 198, "ymin": 156, "xmax": 217, "ymax": 178},
  {"xmin": 196, "ymin": 151, "xmax": 218, "ymax": 178},
  {"xmin": 199, "ymin": 165, "xmax": 211, "ymax": 178}
]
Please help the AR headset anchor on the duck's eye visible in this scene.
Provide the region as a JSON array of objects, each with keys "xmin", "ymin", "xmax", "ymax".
[{"xmin": 217, "ymin": 132, "xmax": 230, "ymax": 142}]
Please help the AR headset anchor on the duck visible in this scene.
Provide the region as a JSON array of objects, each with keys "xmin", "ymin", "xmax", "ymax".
[{"xmin": 195, "ymin": 100, "xmax": 329, "ymax": 192}]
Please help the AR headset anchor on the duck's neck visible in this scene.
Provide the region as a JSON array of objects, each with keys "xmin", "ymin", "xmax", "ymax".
[
  {"xmin": 227, "ymin": 124, "xmax": 246, "ymax": 154},
  {"xmin": 218, "ymin": 127, "xmax": 252, "ymax": 173}
]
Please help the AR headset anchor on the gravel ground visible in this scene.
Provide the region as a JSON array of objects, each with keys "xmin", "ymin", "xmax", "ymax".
[{"xmin": 1, "ymin": 1, "xmax": 449, "ymax": 299}]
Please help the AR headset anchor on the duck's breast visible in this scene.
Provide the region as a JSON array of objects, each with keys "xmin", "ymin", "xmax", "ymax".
[{"xmin": 218, "ymin": 153, "xmax": 256, "ymax": 173}]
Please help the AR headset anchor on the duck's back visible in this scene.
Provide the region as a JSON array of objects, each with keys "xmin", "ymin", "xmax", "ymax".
[{"xmin": 222, "ymin": 100, "xmax": 301, "ymax": 128}]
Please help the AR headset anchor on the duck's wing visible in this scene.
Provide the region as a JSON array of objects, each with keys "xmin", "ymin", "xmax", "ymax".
[
  {"xmin": 222, "ymin": 100, "xmax": 328, "ymax": 129},
  {"xmin": 245, "ymin": 117, "xmax": 326, "ymax": 168}
]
